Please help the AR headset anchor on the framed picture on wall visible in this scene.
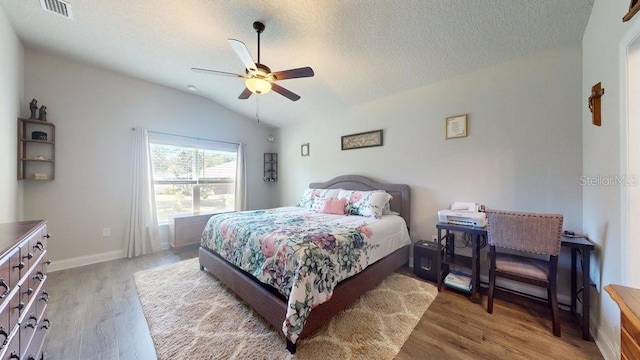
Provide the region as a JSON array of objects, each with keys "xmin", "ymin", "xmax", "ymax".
[
  {"xmin": 445, "ymin": 114, "xmax": 468, "ymax": 139},
  {"xmin": 341, "ymin": 129, "xmax": 383, "ymax": 150}
]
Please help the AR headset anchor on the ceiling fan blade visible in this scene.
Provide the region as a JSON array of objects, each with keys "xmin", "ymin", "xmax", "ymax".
[
  {"xmin": 191, "ymin": 68, "xmax": 245, "ymax": 78},
  {"xmin": 271, "ymin": 83, "xmax": 301, "ymax": 101},
  {"xmin": 271, "ymin": 67, "xmax": 315, "ymax": 81},
  {"xmin": 238, "ymin": 88, "xmax": 252, "ymax": 99},
  {"xmin": 228, "ymin": 39, "xmax": 257, "ymax": 73}
]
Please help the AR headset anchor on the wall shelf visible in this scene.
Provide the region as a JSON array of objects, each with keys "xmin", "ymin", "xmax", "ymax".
[
  {"xmin": 18, "ymin": 118, "xmax": 55, "ymax": 180},
  {"xmin": 264, "ymin": 153, "xmax": 277, "ymax": 182}
]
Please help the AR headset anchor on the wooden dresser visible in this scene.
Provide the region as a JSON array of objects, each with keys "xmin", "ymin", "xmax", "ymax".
[
  {"xmin": 0, "ymin": 220, "xmax": 50, "ymax": 360},
  {"xmin": 605, "ymin": 284, "xmax": 640, "ymax": 360}
]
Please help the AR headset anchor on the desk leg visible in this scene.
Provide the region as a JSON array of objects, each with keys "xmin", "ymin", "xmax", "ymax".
[
  {"xmin": 581, "ymin": 248, "xmax": 591, "ymax": 340},
  {"xmin": 437, "ymin": 228, "xmax": 443, "ymax": 292},
  {"xmin": 571, "ymin": 248, "xmax": 577, "ymax": 316},
  {"xmin": 470, "ymin": 234, "xmax": 481, "ymax": 303}
]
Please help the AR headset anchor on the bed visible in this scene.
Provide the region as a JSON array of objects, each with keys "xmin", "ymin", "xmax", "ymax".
[{"xmin": 198, "ymin": 175, "xmax": 411, "ymax": 353}]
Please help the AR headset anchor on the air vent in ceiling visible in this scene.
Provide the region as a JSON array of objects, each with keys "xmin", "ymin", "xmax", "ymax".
[{"xmin": 40, "ymin": 0, "xmax": 73, "ymax": 19}]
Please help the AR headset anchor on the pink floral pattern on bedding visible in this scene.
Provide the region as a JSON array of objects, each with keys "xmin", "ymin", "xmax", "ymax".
[{"xmin": 200, "ymin": 206, "xmax": 378, "ymax": 343}]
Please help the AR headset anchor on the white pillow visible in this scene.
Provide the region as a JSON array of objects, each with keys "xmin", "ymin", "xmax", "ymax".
[
  {"xmin": 382, "ymin": 201, "xmax": 400, "ymax": 216},
  {"xmin": 337, "ymin": 190, "xmax": 392, "ymax": 219},
  {"xmin": 298, "ymin": 188, "xmax": 340, "ymax": 211}
]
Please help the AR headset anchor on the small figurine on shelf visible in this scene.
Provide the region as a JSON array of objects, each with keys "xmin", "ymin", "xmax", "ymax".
[
  {"xmin": 37, "ymin": 105, "xmax": 47, "ymax": 121},
  {"xmin": 29, "ymin": 99, "xmax": 38, "ymax": 119}
]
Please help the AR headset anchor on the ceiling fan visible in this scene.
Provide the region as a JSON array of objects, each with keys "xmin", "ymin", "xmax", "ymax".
[{"xmin": 192, "ymin": 21, "xmax": 314, "ymax": 101}]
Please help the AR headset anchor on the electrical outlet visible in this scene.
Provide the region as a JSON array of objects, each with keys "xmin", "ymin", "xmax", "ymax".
[
  {"xmin": 102, "ymin": 228, "xmax": 111, "ymax": 237},
  {"xmin": 431, "ymin": 235, "xmax": 438, "ymax": 242}
]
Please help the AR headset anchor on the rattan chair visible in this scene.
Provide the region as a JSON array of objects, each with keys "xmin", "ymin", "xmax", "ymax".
[{"xmin": 486, "ymin": 209, "xmax": 564, "ymax": 337}]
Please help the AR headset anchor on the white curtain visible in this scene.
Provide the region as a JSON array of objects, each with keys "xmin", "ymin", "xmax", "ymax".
[
  {"xmin": 126, "ymin": 127, "xmax": 161, "ymax": 257},
  {"xmin": 235, "ymin": 142, "xmax": 247, "ymax": 211}
]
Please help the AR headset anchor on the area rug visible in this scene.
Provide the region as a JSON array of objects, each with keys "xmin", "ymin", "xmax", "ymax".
[{"xmin": 134, "ymin": 258, "xmax": 437, "ymax": 360}]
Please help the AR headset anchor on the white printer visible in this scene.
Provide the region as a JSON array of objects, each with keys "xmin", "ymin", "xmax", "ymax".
[{"xmin": 437, "ymin": 202, "xmax": 487, "ymax": 228}]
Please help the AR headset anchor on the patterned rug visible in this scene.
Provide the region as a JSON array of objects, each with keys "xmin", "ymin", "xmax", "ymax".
[{"xmin": 134, "ymin": 258, "xmax": 437, "ymax": 360}]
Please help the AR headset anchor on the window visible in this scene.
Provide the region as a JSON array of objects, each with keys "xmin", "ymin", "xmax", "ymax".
[{"xmin": 148, "ymin": 133, "xmax": 238, "ymax": 224}]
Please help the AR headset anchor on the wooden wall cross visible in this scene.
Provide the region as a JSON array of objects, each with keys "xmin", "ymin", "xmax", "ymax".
[
  {"xmin": 624, "ymin": 0, "xmax": 639, "ymax": 22},
  {"xmin": 588, "ymin": 82, "xmax": 605, "ymax": 126}
]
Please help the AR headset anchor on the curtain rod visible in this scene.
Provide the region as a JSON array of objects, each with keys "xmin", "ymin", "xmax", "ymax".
[{"xmin": 131, "ymin": 128, "xmax": 239, "ymax": 146}]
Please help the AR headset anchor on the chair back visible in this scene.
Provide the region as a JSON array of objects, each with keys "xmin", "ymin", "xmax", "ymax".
[{"xmin": 486, "ymin": 209, "xmax": 563, "ymax": 256}]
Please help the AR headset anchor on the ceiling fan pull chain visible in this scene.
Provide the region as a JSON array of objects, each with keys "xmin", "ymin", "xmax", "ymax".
[{"xmin": 256, "ymin": 97, "xmax": 260, "ymax": 123}]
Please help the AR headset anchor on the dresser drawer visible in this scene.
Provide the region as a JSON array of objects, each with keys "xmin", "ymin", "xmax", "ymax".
[
  {"xmin": 29, "ymin": 229, "xmax": 48, "ymax": 264},
  {"xmin": 19, "ymin": 311, "xmax": 38, "ymax": 356},
  {"xmin": 0, "ymin": 292, "xmax": 11, "ymax": 350},
  {"xmin": 35, "ymin": 285, "xmax": 48, "ymax": 323},
  {"xmin": 5, "ymin": 249, "xmax": 21, "ymax": 292},
  {"xmin": 23, "ymin": 308, "xmax": 47, "ymax": 360},
  {"xmin": 0, "ymin": 286, "xmax": 21, "ymax": 342},
  {"xmin": 20, "ymin": 227, "xmax": 48, "ymax": 278},
  {"xmin": 621, "ymin": 311, "xmax": 640, "ymax": 360},
  {"xmin": 19, "ymin": 264, "xmax": 45, "ymax": 317},
  {"xmin": 0, "ymin": 254, "xmax": 12, "ymax": 308},
  {"xmin": 622, "ymin": 313, "xmax": 640, "ymax": 344},
  {"xmin": 0, "ymin": 325, "xmax": 19, "ymax": 360}
]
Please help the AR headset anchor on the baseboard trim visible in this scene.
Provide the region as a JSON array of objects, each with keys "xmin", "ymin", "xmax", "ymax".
[
  {"xmin": 48, "ymin": 249, "xmax": 126, "ymax": 272},
  {"xmin": 593, "ymin": 318, "xmax": 618, "ymax": 360}
]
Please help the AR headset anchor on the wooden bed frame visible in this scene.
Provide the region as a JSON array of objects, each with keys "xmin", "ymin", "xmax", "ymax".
[{"xmin": 198, "ymin": 175, "xmax": 411, "ymax": 353}]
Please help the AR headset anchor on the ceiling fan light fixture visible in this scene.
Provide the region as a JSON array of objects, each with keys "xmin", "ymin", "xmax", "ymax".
[{"xmin": 245, "ymin": 77, "xmax": 272, "ymax": 94}]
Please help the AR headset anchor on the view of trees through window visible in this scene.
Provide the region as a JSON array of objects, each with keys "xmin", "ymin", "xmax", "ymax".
[{"xmin": 150, "ymin": 143, "xmax": 237, "ymax": 224}]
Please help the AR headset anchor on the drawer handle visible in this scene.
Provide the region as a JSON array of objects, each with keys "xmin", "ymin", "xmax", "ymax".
[
  {"xmin": 40, "ymin": 319, "xmax": 50, "ymax": 330},
  {"xmin": 12, "ymin": 262, "xmax": 24, "ymax": 270},
  {"xmin": 44, "ymin": 233, "xmax": 51, "ymax": 239},
  {"xmin": 22, "ymin": 253, "xmax": 33, "ymax": 261},
  {"xmin": 8, "ymin": 352, "xmax": 19, "ymax": 359},
  {"xmin": 15, "ymin": 302, "xmax": 24, "ymax": 311},
  {"xmin": 25, "ymin": 314, "xmax": 37, "ymax": 329},
  {"xmin": 33, "ymin": 242, "xmax": 44, "ymax": 251},
  {"xmin": 0, "ymin": 279, "xmax": 9, "ymax": 298},
  {"xmin": 22, "ymin": 287, "xmax": 33, "ymax": 296},
  {"xmin": 33, "ymin": 272, "xmax": 44, "ymax": 282},
  {"xmin": 40, "ymin": 291, "xmax": 49, "ymax": 302},
  {"xmin": 0, "ymin": 327, "xmax": 7, "ymax": 348}
]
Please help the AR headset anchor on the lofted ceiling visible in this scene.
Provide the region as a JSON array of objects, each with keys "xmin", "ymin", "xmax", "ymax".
[{"xmin": 0, "ymin": 0, "xmax": 594, "ymax": 128}]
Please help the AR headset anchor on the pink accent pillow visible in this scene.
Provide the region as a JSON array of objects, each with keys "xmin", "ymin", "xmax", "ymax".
[{"xmin": 320, "ymin": 198, "xmax": 346, "ymax": 215}]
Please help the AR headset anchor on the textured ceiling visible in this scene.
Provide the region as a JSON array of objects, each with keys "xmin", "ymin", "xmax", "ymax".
[{"xmin": 0, "ymin": 0, "xmax": 594, "ymax": 128}]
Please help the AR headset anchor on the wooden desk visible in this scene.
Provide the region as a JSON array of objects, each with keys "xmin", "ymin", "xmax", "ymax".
[
  {"xmin": 563, "ymin": 235, "xmax": 595, "ymax": 341},
  {"xmin": 436, "ymin": 223, "xmax": 485, "ymax": 303},
  {"xmin": 435, "ymin": 222, "xmax": 594, "ymax": 340}
]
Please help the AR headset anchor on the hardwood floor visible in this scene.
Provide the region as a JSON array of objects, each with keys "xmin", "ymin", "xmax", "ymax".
[{"xmin": 44, "ymin": 248, "xmax": 602, "ymax": 359}]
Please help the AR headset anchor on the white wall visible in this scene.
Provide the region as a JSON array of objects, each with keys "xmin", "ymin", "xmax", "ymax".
[
  {"xmin": 276, "ymin": 44, "xmax": 583, "ymax": 299},
  {"xmin": 22, "ymin": 49, "xmax": 275, "ymax": 268},
  {"xmin": 0, "ymin": 6, "xmax": 24, "ymax": 223},
  {"xmin": 582, "ymin": 0, "xmax": 640, "ymax": 358}
]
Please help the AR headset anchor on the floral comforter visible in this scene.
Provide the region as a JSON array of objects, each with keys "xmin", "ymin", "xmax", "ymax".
[{"xmin": 201, "ymin": 206, "xmax": 394, "ymax": 343}]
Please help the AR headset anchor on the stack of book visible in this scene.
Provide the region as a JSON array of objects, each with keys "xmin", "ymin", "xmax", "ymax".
[{"xmin": 444, "ymin": 270, "xmax": 472, "ymax": 292}]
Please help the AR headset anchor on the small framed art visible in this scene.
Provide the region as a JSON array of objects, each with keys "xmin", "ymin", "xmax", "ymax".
[
  {"xmin": 341, "ymin": 129, "xmax": 383, "ymax": 150},
  {"xmin": 445, "ymin": 114, "xmax": 467, "ymax": 139},
  {"xmin": 301, "ymin": 143, "xmax": 310, "ymax": 156}
]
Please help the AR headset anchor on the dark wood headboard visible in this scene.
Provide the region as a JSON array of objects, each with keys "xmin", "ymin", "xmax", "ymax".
[{"xmin": 309, "ymin": 175, "xmax": 411, "ymax": 228}]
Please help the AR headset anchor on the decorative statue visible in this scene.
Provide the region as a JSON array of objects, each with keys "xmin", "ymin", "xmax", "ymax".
[
  {"xmin": 29, "ymin": 99, "xmax": 38, "ymax": 119},
  {"xmin": 37, "ymin": 105, "xmax": 47, "ymax": 121}
]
